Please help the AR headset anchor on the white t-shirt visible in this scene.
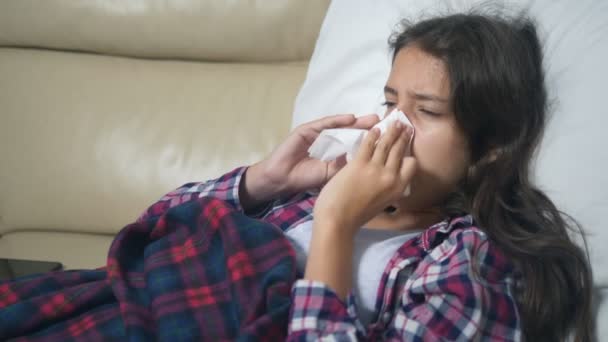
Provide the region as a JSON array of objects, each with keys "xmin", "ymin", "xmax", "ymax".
[{"xmin": 285, "ymin": 220, "xmax": 422, "ymax": 326}]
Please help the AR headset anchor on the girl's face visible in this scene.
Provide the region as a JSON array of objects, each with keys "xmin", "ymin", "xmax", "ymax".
[{"xmin": 384, "ymin": 45, "xmax": 471, "ymax": 212}]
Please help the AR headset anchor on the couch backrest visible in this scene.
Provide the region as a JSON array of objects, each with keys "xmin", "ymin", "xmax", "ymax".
[{"xmin": 0, "ymin": 0, "xmax": 329, "ymax": 235}]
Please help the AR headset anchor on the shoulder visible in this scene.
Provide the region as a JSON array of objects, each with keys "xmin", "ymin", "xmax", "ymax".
[
  {"xmin": 396, "ymin": 221, "xmax": 521, "ymax": 340},
  {"xmin": 428, "ymin": 222, "xmax": 517, "ymax": 285}
]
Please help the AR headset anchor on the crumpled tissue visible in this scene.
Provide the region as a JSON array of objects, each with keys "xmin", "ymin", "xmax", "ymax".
[{"xmin": 307, "ymin": 108, "xmax": 415, "ymax": 195}]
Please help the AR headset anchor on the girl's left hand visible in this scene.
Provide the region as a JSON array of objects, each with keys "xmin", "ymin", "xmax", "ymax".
[{"xmin": 313, "ymin": 121, "xmax": 416, "ymax": 236}]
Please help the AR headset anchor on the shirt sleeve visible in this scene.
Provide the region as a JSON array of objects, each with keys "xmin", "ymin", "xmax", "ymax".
[
  {"xmin": 287, "ymin": 228, "xmax": 521, "ymax": 341},
  {"xmin": 287, "ymin": 280, "xmax": 366, "ymax": 341},
  {"xmin": 136, "ymin": 167, "xmax": 247, "ymax": 223}
]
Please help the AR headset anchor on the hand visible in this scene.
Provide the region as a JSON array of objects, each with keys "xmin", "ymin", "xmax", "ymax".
[
  {"xmin": 241, "ymin": 114, "xmax": 380, "ymax": 210},
  {"xmin": 313, "ymin": 121, "xmax": 416, "ymax": 236}
]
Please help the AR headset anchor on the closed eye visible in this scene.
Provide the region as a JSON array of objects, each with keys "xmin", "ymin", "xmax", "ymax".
[
  {"xmin": 420, "ymin": 109, "xmax": 440, "ymax": 116},
  {"xmin": 382, "ymin": 101, "xmax": 396, "ymax": 108}
]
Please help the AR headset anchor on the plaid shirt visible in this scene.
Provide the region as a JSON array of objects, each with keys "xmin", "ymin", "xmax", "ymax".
[
  {"xmin": 1, "ymin": 166, "xmax": 521, "ymax": 341},
  {"xmin": 151, "ymin": 167, "xmax": 522, "ymax": 341}
]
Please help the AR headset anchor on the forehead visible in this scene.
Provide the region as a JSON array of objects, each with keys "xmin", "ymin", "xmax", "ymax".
[{"xmin": 386, "ymin": 45, "xmax": 451, "ymax": 97}]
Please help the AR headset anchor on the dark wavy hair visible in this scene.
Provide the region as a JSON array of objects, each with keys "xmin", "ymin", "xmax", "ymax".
[{"xmin": 389, "ymin": 11, "xmax": 593, "ymax": 342}]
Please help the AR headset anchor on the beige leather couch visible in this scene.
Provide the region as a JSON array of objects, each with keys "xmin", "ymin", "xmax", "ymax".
[{"xmin": 0, "ymin": 0, "xmax": 330, "ymax": 269}]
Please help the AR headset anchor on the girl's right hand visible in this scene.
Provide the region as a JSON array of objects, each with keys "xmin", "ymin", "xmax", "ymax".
[{"xmin": 239, "ymin": 114, "xmax": 380, "ymax": 210}]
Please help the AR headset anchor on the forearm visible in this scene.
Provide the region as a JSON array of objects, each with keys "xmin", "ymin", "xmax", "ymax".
[{"xmin": 304, "ymin": 220, "xmax": 355, "ymax": 299}]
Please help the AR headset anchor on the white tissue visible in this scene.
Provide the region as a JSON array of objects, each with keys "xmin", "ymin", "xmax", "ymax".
[
  {"xmin": 371, "ymin": 108, "xmax": 414, "ymax": 136},
  {"xmin": 306, "ymin": 128, "xmax": 367, "ymax": 162},
  {"xmin": 308, "ymin": 108, "xmax": 414, "ymax": 162},
  {"xmin": 307, "ymin": 109, "xmax": 415, "ymax": 196}
]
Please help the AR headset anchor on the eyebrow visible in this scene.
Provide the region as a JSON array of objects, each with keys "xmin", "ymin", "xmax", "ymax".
[
  {"xmin": 384, "ymin": 86, "xmax": 449, "ymax": 103},
  {"xmin": 384, "ymin": 86, "xmax": 398, "ymax": 96}
]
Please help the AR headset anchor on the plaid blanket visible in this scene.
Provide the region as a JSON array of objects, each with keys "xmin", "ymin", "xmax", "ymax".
[{"xmin": 0, "ymin": 197, "xmax": 297, "ymax": 341}]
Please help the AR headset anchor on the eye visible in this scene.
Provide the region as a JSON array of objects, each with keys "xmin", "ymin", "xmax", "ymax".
[
  {"xmin": 381, "ymin": 101, "xmax": 396, "ymax": 108},
  {"xmin": 420, "ymin": 109, "xmax": 440, "ymax": 117}
]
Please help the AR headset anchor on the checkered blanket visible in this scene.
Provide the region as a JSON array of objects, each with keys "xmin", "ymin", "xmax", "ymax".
[{"xmin": 0, "ymin": 197, "xmax": 297, "ymax": 341}]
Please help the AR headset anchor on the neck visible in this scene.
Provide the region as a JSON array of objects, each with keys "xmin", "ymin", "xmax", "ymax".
[{"xmin": 364, "ymin": 205, "xmax": 443, "ymax": 232}]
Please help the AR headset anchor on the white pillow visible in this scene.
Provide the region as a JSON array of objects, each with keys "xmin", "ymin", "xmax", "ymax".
[{"xmin": 292, "ymin": 0, "xmax": 608, "ymax": 290}]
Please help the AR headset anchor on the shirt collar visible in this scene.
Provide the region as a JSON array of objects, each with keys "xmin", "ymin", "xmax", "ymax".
[{"xmin": 419, "ymin": 214, "xmax": 474, "ymax": 251}]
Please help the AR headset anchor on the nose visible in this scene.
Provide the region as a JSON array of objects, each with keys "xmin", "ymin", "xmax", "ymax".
[{"xmin": 395, "ymin": 106, "xmax": 415, "ymax": 128}]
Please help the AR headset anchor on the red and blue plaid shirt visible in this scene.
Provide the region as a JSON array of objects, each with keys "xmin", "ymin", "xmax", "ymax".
[{"xmin": 144, "ymin": 167, "xmax": 522, "ymax": 341}]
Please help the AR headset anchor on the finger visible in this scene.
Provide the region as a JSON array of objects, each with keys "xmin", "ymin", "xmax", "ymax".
[
  {"xmin": 350, "ymin": 114, "xmax": 380, "ymax": 129},
  {"xmin": 399, "ymin": 156, "xmax": 417, "ymax": 186},
  {"xmin": 326, "ymin": 154, "xmax": 347, "ymax": 179},
  {"xmin": 356, "ymin": 127, "xmax": 380, "ymax": 162},
  {"xmin": 301, "ymin": 114, "xmax": 356, "ymax": 133},
  {"xmin": 386, "ymin": 131, "xmax": 408, "ymax": 172},
  {"xmin": 405, "ymin": 125, "xmax": 415, "ymax": 156},
  {"xmin": 372, "ymin": 121, "xmax": 403, "ymax": 165}
]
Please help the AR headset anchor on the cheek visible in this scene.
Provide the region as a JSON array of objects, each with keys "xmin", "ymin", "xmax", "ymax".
[{"xmin": 411, "ymin": 127, "xmax": 470, "ymax": 184}]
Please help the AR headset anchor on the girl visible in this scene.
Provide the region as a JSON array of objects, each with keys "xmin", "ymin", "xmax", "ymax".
[{"xmin": 147, "ymin": 12, "xmax": 593, "ymax": 341}]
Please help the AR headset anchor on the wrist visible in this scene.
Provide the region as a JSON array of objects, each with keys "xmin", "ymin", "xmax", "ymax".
[
  {"xmin": 306, "ymin": 220, "xmax": 356, "ymax": 299},
  {"xmin": 312, "ymin": 214, "xmax": 358, "ymax": 241},
  {"xmin": 240, "ymin": 162, "xmax": 285, "ymax": 210},
  {"xmin": 313, "ymin": 204, "xmax": 362, "ymax": 236}
]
